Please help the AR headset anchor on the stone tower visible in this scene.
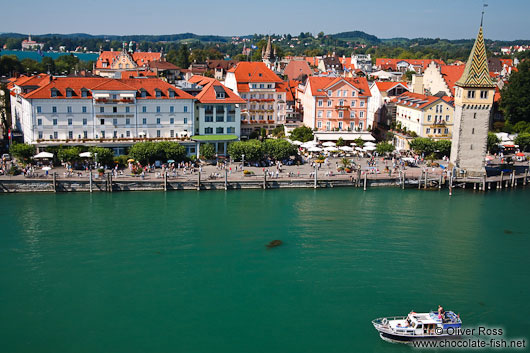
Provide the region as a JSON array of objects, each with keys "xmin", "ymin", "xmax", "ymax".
[{"xmin": 449, "ymin": 25, "xmax": 496, "ymax": 177}]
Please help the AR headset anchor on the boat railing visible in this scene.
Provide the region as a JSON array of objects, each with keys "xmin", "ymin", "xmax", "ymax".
[{"xmin": 372, "ymin": 316, "xmax": 422, "ymax": 337}]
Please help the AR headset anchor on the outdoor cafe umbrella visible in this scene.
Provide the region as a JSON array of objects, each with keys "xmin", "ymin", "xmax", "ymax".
[
  {"xmin": 322, "ymin": 141, "xmax": 336, "ymax": 147},
  {"xmin": 291, "ymin": 140, "xmax": 303, "ymax": 146},
  {"xmin": 301, "ymin": 141, "xmax": 317, "ymax": 148},
  {"xmin": 34, "ymin": 151, "xmax": 54, "ymax": 159},
  {"xmin": 355, "ymin": 147, "xmax": 364, "ymax": 152},
  {"xmin": 167, "ymin": 160, "xmax": 175, "ymax": 163},
  {"xmin": 364, "ymin": 146, "xmax": 377, "ymax": 151},
  {"xmin": 339, "ymin": 146, "xmax": 354, "ymax": 152},
  {"xmin": 79, "ymin": 151, "xmax": 93, "ymax": 158},
  {"xmin": 364, "ymin": 141, "xmax": 376, "ymax": 146},
  {"xmin": 324, "ymin": 146, "xmax": 338, "ymax": 152},
  {"xmin": 41, "ymin": 166, "xmax": 52, "ymax": 171},
  {"xmin": 307, "ymin": 146, "xmax": 322, "ymax": 152},
  {"xmin": 127, "ymin": 159, "xmax": 135, "ymax": 163}
]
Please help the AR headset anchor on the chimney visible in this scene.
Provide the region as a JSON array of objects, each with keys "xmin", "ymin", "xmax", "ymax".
[{"xmin": 411, "ymin": 74, "xmax": 424, "ymax": 94}]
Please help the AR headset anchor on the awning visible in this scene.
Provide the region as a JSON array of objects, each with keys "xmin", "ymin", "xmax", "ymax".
[{"xmin": 191, "ymin": 134, "xmax": 238, "ymax": 142}]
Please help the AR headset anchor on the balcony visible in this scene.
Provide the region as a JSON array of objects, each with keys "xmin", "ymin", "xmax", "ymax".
[{"xmin": 335, "ymin": 105, "xmax": 350, "ymax": 111}]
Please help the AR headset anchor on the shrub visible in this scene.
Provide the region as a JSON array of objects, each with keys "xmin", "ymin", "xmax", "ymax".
[
  {"xmin": 9, "ymin": 143, "xmax": 35, "ymax": 162},
  {"xmin": 199, "ymin": 143, "xmax": 216, "ymax": 160},
  {"xmin": 89, "ymin": 147, "xmax": 114, "ymax": 166},
  {"xmin": 290, "ymin": 125, "xmax": 314, "ymax": 142}
]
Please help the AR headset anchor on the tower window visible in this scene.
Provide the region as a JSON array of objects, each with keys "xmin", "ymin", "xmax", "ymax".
[
  {"xmin": 472, "ymin": 128, "xmax": 475, "ymax": 134},
  {"xmin": 473, "ymin": 113, "xmax": 477, "ymax": 119},
  {"xmin": 467, "ymin": 90, "xmax": 475, "ymax": 99},
  {"xmin": 480, "ymin": 91, "xmax": 488, "ymax": 99}
]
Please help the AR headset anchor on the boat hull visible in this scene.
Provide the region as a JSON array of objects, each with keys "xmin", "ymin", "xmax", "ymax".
[{"xmin": 379, "ymin": 331, "xmax": 460, "ymax": 343}]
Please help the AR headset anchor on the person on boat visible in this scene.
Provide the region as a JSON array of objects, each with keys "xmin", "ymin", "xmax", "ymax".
[{"xmin": 438, "ymin": 305, "xmax": 445, "ymax": 320}]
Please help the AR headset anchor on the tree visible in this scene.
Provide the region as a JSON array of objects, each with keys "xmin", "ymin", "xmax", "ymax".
[
  {"xmin": 9, "ymin": 143, "xmax": 35, "ymax": 162},
  {"xmin": 409, "ymin": 137, "xmax": 436, "ymax": 155},
  {"xmin": 156, "ymin": 141, "xmax": 187, "ymax": 162},
  {"xmin": 166, "ymin": 49, "xmax": 178, "ymax": 66},
  {"xmin": 434, "ymin": 140, "xmax": 451, "ymax": 157},
  {"xmin": 353, "ymin": 138, "xmax": 364, "ymax": 147},
  {"xmin": 263, "ymin": 139, "xmax": 298, "ymax": 160},
  {"xmin": 200, "ymin": 143, "xmax": 216, "ymax": 160},
  {"xmin": 512, "ymin": 121, "xmax": 530, "ymax": 134},
  {"xmin": 487, "ymin": 132, "xmax": 501, "ymax": 154},
  {"xmin": 500, "ymin": 60, "xmax": 530, "ymax": 124},
  {"xmin": 176, "ymin": 44, "xmax": 190, "ymax": 69},
  {"xmin": 89, "ymin": 146, "xmax": 114, "ymax": 166},
  {"xmin": 271, "ymin": 125, "xmax": 285, "ymax": 138},
  {"xmin": 404, "ymin": 70, "xmax": 415, "ymax": 81},
  {"xmin": 290, "ymin": 125, "xmax": 313, "ymax": 142},
  {"xmin": 515, "ymin": 133, "xmax": 530, "ymax": 152},
  {"xmin": 336, "ymin": 137, "xmax": 345, "ymax": 147},
  {"xmin": 128, "ymin": 142, "xmax": 155, "ymax": 165},
  {"xmin": 375, "ymin": 142, "xmax": 394, "ymax": 155},
  {"xmin": 58, "ymin": 146, "xmax": 82, "ymax": 163},
  {"xmin": 227, "ymin": 140, "xmax": 264, "ymax": 162}
]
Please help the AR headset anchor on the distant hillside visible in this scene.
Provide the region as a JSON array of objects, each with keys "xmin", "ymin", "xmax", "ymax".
[
  {"xmin": 0, "ymin": 32, "xmax": 230, "ymax": 43},
  {"xmin": 331, "ymin": 31, "xmax": 381, "ymax": 44}
]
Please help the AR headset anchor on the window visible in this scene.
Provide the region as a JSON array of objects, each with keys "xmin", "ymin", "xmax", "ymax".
[
  {"xmin": 142, "ymin": 106, "xmax": 147, "ymax": 113},
  {"xmin": 35, "ymin": 118, "xmax": 42, "ymax": 126},
  {"xmin": 113, "ymin": 106, "xmax": 117, "ymax": 113},
  {"xmin": 480, "ymin": 90, "xmax": 488, "ymax": 99},
  {"xmin": 318, "ymin": 100, "xmax": 323, "ymax": 107},
  {"xmin": 68, "ymin": 118, "xmax": 72, "ymax": 125},
  {"xmin": 326, "ymin": 121, "xmax": 331, "ymax": 131},
  {"xmin": 445, "ymin": 115, "xmax": 449, "ymax": 121},
  {"xmin": 53, "ymin": 119, "xmax": 57, "ymax": 126},
  {"xmin": 327, "ymin": 100, "xmax": 332, "ymax": 107},
  {"xmin": 184, "ymin": 106, "xmax": 188, "ymax": 113},
  {"xmin": 427, "ymin": 115, "xmax": 432, "ymax": 122},
  {"xmin": 101, "ymin": 131, "xmax": 105, "ymax": 138},
  {"xmin": 126, "ymin": 131, "xmax": 130, "ymax": 137},
  {"xmin": 52, "ymin": 106, "xmax": 57, "ymax": 113},
  {"xmin": 81, "ymin": 90, "xmax": 88, "ymax": 98},
  {"xmin": 317, "ymin": 121, "xmax": 322, "ymax": 129},
  {"xmin": 205, "ymin": 127, "xmax": 213, "ymax": 134},
  {"xmin": 337, "ymin": 90, "xmax": 341, "ymax": 97},
  {"xmin": 156, "ymin": 106, "xmax": 161, "ymax": 113},
  {"xmin": 326, "ymin": 111, "xmax": 332, "ymax": 118},
  {"xmin": 170, "ymin": 106, "xmax": 174, "ymax": 113},
  {"xmin": 350, "ymin": 122, "xmax": 354, "ymax": 130},
  {"xmin": 84, "ymin": 131, "xmax": 88, "ymax": 138},
  {"xmin": 100, "ymin": 119, "xmax": 105, "ymax": 125},
  {"xmin": 360, "ymin": 101, "xmax": 365, "ymax": 107},
  {"xmin": 125, "ymin": 107, "xmax": 130, "ymax": 113},
  {"xmin": 216, "ymin": 127, "xmax": 224, "ymax": 134},
  {"xmin": 205, "ymin": 116, "xmax": 213, "ymax": 122},
  {"xmin": 169, "ymin": 90, "xmax": 175, "ymax": 98},
  {"xmin": 83, "ymin": 118, "xmax": 87, "ymax": 125},
  {"xmin": 113, "ymin": 131, "xmax": 117, "ymax": 138},
  {"xmin": 141, "ymin": 91, "xmax": 147, "ymax": 98},
  {"xmin": 351, "ymin": 101, "xmax": 356, "ymax": 107},
  {"xmin": 227, "ymin": 127, "xmax": 235, "ymax": 133},
  {"xmin": 142, "ymin": 118, "xmax": 147, "ymax": 125},
  {"xmin": 339, "ymin": 100, "xmax": 344, "ymax": 106},
  {"xmin": 170, "ymin": 130, "xmax": 174, "ymax": 137},
  {"xmin": 184, "ymin": 118, "xmax": 188, "ymax": 124},
  {"xmin": 112, "ymin": 94, "xmax": 117, "ymax": 100},
  {"xmin": 113, "ymin": 118, "xmax": 118, "ymax": 126},
  {"xmin": 327, "ymin": 90, "xmax": 332, "ymax": 96},
  {"xmin": 350, "ymin": 112, "xmax": 355, "ymax": 118},
  {"xmin": 53, "ymin": 131, "xmax": 58, "ymax": 139},
  {"xmin": 100, "ymin": 107, "xmax": 104, "ymax": 113},
  {"xmin": 51, "ymin": 89, "xmax": 57, "ymax": 98},
  {"xmin": 467, "ymin": 90, "xmax": 475, "ymax": 99},
  {"xmin": 359, "ymin": 122, "xmax": 363, "ymax": 130},
  {"xmin": 38, "ymin": 131, "xmax": 43, "ymax": 139},
  {"xmin": 68, "ymin": 131, "xmax": 73, "ymax": 139},
  {"xmin": 216, "ymin": 115, "xmax": 224, "ymax": 122},
  {"xmin": 82, "ymin": 106, "xmax": 87, "ymax": 113},
  {"xmin": 444, "ymin": 128, "xmax": 448, "ymax": 134},
  {"xmin": 338, "ymin": 121, "xmax": 343, "ymax": 130},
  {"xmin": 156, "ymin": 90, "xmax": 162, "ymax": 98},
  {"xmin": 359, "ymin": 111, "xmax": 364, "ymax": 118},
  {"xmin": 352, "ymin": 91, "xmax": 356, "ymax": 97},
  {"xmin": 227, "ymin": 115, "xmax": 235, "ymax": 122},
  {"xmin": 427, "ymin": 128, "xmax": 431, "ymax": 133},
  {"xmin": 157, "ymin": 130, "xmax": 161, "ymax": 137},
  {"xmin": 317, "ymin": 111, "xmax": 323, "ymax": 118},
  {"xmin": 339, "ymin": 111, "xmax": 343, "ymax": 118},
  {"xmin": 126, "ymin": 118, "xmax": 130, "ymax": 126},
  {"xmin": 156, "ymin": 118, "xmax": 161, "ymax": 125},
  {"xmin": 259, "ymin": 84, "xmax": 264, "ymax": 88},
  {"xmin": 170, "ymin": 118, "xmax": 174, "ymax": 124},
  {"xmin": 37, "ymin": 106, "xmax": 41, "ymax": 113}
]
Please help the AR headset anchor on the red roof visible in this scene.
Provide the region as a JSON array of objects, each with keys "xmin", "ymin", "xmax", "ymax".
[
  {"xmin": 439, "ymin": 65, "xmax": 465, "ymax": 96},
  {"xmin": 23, "ymin": 76, "xmax": 193, "ymax": 100},
  {"xmin": 283, "ymin": 60, "xmax": 313, "ymax": 81},
  {"xmin": 393, "ymin": 91, "xmax": 453, "ymax": 110},
  {"xmin": 230, "ymin": 62, "xmax": 282, "ymax": 83},
  {"xmin": 374, "ymin": 81, "xmax": 409, "ymax": 92},
  {"xmin": 188, "ymin": 75, "xmax": 216, "ymax": 86},
  {"xmin": 95, "ymin": 51, "xmax": 162, "ymax": 69},
  {"xmin": 193, "ymin": 78, "xmax": 245, "ymax": 104},
  {"xmin": 307, "ymin": 77, "xmax": 371, "ymax": 97}
]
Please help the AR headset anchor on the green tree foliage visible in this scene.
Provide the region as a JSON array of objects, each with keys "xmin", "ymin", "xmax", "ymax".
[
  {"xmin": 165, "ymin": 49, "xmax": 178, "ymax": 66},
  {"xmin": 487, "ymin": 132, "xmax": 501, "ymax": 154},
  {"xmin": 336, "ymin": 137, "xmax": 345, "ymax": 147},
  {"xmin": 9, "ymin": 142, "xmax": 35, "ymax": 162},
  {"xmin": 271, "ymin": 125, "xmax": 285, "ymax": 138},
  {"xmin": 262, "ymin": 139, "xmax": 298, "ymax": 160},
  {"xmin": 500, "ymin": 61, "xmax": 530, "ymax": 124},
  {"xmin": 409, "ymin": 138, "xmax": 451, "ymax": 157},
  {"xmin": 128, "ymin": 141, "xmax": 186, "ymax": 164},
  {"xmin": 435, "ymin": 140, "xmax": 452, "ymax": 157},
  {"xmin": 227, "ymin": 140, "xmax": 264, "ymax": 162},
  {"xmin": 512, "ymin": 121, "xmax": 530, "ymax": 134},
  {"xmin": 515, "ymin": 133, "xmax": 530, "ymax": 152},
  {"xmin": 58, "ymin": 146, "xmax": 82, "ymax": 163},
  {"xmin": 176, "ymin": 44, "xmax": 190, "ymax": 69},
  {"xmin": 353, "ymin": 138, "xmax": 364, "ymax": 147},
  {"xmin": 0, "ymin": 55, "xmax": 23, "ymax": 76},
  {"xmin": 289, "ymin": 125, "xmax": 313, "ymax": 142},
  {"xmin": 375, "ymin": 142, "xmax": 395, "ymax": 154},
  {"xmin": 200, "ymin": 143, "xmax": 216, "ymax": 160},
  {"xmin": 89, "ymin": 146, "xmax": 114, "ymax": 166},
  {"xmin": 404, "ymin": 70, "xmax": 415, "ymax": 81}
]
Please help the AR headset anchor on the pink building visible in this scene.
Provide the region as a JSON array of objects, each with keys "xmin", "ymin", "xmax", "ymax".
[{"xmin": 298, "ymin": 77, "xmax": 371, "ymax": 132}]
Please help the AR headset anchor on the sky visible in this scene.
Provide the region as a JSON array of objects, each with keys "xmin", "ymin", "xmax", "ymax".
[{"xmin": 1, "ymin": 0, "xmax": 529, "ymax": 40}]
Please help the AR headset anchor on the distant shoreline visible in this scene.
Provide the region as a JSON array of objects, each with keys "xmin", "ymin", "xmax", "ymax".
[{"xmin": 0, "ymin": 49, "xmax": 98, "ymax": 62}]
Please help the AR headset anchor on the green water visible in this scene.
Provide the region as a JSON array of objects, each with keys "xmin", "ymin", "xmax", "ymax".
[{"xmin": 0, "ymin": 189, "xmax": 529, "ymax": 352}]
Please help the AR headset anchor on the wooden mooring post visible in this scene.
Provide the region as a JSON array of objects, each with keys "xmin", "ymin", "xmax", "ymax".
[
  {"xmin": 264, "ymin": 172, "xmax": 268, "ymax": 190},
  {"xmin": 511, "ymin": 171, "xmax": 516, "ymax": 188},
  {"xmin": 109, "ymin": 173, "xmax": 113, "ymax": 192},
  {"xmin": 524, "ymin": 169, "xmax": 528, "ymax": 186},
  {"xmin": 448, "ymin": 171, "xmax": 453, "ymax": 196},
  {"xmin": 164, "ymin": 171, "xmax": 167, "ymax": 191},
  {"xmin": 89, "ymin": 170, "xmax": 93, "ymax": 193},
  {"xmin": 197, "ymin": 171, "xmax": 201, "ymax": 191},
  {"xmin": 424, "ymin": 171, "xmax": 428, "ymax": 189},
  {"xmin": 52, "ymin": 172, "xmax": 57, "ymax": 192},
  {"xmin": 224, "ymin": 169, "xmax": 228, "ymax": 191},
  {"xmin": 438, "ymin": 173, "xmax": 442, "ymax": 189},
  {"xmin": 418, "ymin": 171, "xmax": 422, "ymax": 189},
  {"xmin": 314, "ymin": 165, "xmax": 318, "ymax": 189},
  {"xmin": 402, "ymin": 172, "xmax": 405, "ymax": 190},
  {"xmin": 363, "ymin": 172, "xmax": 367, "ymax": 191}
]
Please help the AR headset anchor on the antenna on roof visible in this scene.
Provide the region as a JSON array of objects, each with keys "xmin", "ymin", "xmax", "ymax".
[{"xmin": 480, "ymin": 2, "xmax": 488, "ymax": 27}]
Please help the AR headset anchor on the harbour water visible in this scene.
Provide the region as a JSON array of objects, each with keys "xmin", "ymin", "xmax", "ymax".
[
  {"xmin": 0, "ymin": 189, "xmax": 529, "ymax": 352},
  {"xmin": 0, "ymin": 49, "xmax": 99, "ymax": 62}
]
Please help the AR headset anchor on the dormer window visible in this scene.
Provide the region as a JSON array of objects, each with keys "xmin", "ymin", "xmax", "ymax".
[
  {"xmin": 66, "ymin": 88, "xmax": 73, "ymax": 98},
  {"xmin": 140, "ymin": 90, "xmax": 147, "ymax": 98},
  {"xmin": 155, "ymin": 89, "xmax": 162, "ymax": 98},
  {"xmin": 169, "ymin": 90, "xmax": 175, "ymax": 98},
  {"xmin": 51, "ymin": 88, "xmax": 58, "ymax": 97},
  {"xmin": 216, "ymin": 92, "xmax": 225, "ymax": 99},
  {"xmin": 81, "ymin": 89, "xmax": 88, "ymax": 98},
  {"xmin": 328, "ymin": 90, "xmax": 332, "ymax": 96}
]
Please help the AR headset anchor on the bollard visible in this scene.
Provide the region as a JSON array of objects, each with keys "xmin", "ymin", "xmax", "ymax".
[
  {"xmin": 473, "ymin": 182, "xmax": 477, "ymax": 190},
  {"xmin": 363, "ymin": 172, "xmax": 367, "ymax": 191},
  {"xmin": 89, "ymin": 170, "xmax": 93, "ymax": 193}
]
